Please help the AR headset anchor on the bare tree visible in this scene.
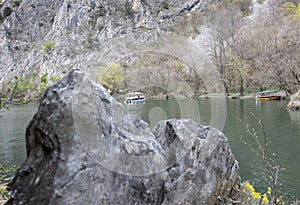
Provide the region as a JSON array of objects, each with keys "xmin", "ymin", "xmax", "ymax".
[{"xmin": 206, "ymin": 4, "xmax": 243, "ymax": 96}]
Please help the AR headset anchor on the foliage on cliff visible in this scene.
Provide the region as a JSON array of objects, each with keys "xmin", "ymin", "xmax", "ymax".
[{"xmin": 0, "ymin": 0, "xmax": 300, "ymax": 97}]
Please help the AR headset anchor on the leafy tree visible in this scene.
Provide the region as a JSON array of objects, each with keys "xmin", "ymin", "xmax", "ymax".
[
  {"xmin": 96, "ymin": 63, "xmax": 125, "ymax": 93},
  {"xmin": 7, "ymin": 73, "xmax": 62, "ymax": 100}
]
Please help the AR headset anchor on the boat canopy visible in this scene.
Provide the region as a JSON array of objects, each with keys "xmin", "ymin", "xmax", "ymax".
[
  {"xmin": 256, "ymin": 90, "xmax": 278, "ymax": 95},
  {"xmin": 126, "ymin": 92, "xmax": 143, "ymax": 97}
]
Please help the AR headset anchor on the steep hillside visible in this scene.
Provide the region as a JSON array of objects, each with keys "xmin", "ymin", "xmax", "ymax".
[
  {"xmin": 5, "ymin": 0, "xmax": 296, "ymax": 98},
  {"xmin": 0, "ymin": 0, "xmax": 215, "ymax": 94}
]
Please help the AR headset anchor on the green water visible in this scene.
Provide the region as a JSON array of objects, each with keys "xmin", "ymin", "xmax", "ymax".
[
  {"xmin": 0, "ymin": 103, "xmax": 37, "ymax": 167},
  {"xmin": 224, "ymin": 99, "xmax": 300, "ymax": 200},
  {"xmin": 1, "ymin": 99, "xmax": 300, "ymax": 199},
  {"xmin": 126, "ymin": 98, "xmax": 300, "ymax": 199}
]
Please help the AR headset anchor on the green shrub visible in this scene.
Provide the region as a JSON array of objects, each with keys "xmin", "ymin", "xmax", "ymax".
[
  {"xmin": 162, "ymin": 0, "xmax": 169, "ymax": 9},
  {"xmin": 124, "ymin": 0, "xmax": 134, "ymax": 17},
  {"xmin": 3, "ymin": 7, "xmax": 13, "ymax": 18},
  {"xmin": 7, "ymin": 72, "xmax": 61, "ymax": 100},
  {"xmin": 0, "ymin": 163, "xmax": 18, "ymax": 201},
  {"xmin": 12, "ymin": 0, "xmax": 21, "ymax": 7},
  {"xmin": 42, "ymin": 41, "xmax": 56, "ymax": 52},
  {"xmin": 258, "ymin": 0, "xmax": 264, "ymax": 4},
  {"xmin": 50, "ymin": 75, "xmax": 61, "ymax": 82},
  {"xmin": 49, "ymin": 17, "xmax": 55, "ymax": 24},
  {"xmin": 0, "ymin": 14, "xmax": 4, "ymax": 23},
  {"xmin": 0, "ymin": 184, "xmax": 9, "ymax": 201},
  {"xmin": 95, "ymin": 5, "xmax": 106, "ymax": 17}
]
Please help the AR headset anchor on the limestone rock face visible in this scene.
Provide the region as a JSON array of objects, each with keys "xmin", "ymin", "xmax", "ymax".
[
  {"xmin": 7, "ymin": 70, "xmax": 239, "ymax": 205},
  {"xmin": 0, "ymin": 0, "xmax": 216, "ymax": 94}
]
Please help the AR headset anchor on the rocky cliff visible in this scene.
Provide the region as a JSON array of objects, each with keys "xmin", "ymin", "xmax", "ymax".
[
  {"xmin": 0, "ymin": 0, "xmax": 214, "ymax": 92},
  {"xmin": 6, "ymin": 70, "xmax": 240, "ymax": 205}
]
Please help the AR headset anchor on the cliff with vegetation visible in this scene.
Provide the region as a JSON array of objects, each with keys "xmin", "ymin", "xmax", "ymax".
[
  {"xmin": 0, "ymin": 0, "xmax": 300, "ymax": 98},
  {"xmin": 0, "ymin": 0, "xmax": 215, "ymax": 98}
]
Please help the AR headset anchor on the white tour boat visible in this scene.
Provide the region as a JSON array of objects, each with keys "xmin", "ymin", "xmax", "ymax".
[{"xmin": 124, "ymin": 92, "xmax": 145, "ymax": 104}]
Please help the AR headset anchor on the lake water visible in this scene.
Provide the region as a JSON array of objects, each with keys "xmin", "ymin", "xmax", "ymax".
[{"xmin": 0, "ymin": 98, "xmax": 299, "ymax": 199}]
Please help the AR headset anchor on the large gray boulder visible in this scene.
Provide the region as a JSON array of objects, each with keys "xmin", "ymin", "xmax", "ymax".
[{"xmin": 7, "ymin": 70, "xmax": 240, "ymax": 205}]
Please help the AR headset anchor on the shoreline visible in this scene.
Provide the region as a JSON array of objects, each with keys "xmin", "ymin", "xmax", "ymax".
[{"xmin": 116, "ymin": 93, "xmax": 291, "ymax": 101}]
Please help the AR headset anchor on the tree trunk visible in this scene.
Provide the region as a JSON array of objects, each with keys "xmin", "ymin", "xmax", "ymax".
[{"xmin": 239, "ymin": 74, "xmax": 244, "ymax": 97}]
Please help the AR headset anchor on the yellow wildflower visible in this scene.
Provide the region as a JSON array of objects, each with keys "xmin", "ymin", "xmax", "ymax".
[
  {"xmin": 245, "ymin": 181, "xmax": 255, "ymax": 193},
  {"xmin": 262, "ymin": 194, "xmax": 269, "ymax": 204},
  {"xmin": 252, "ymin": 192, "xmax": 261, "ymax": 199},
  {"xmin": 267, "ymin": 187, "xmax": 272, "ymax": 195}
]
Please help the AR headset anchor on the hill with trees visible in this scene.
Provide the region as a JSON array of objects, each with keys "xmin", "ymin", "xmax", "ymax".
[{"xmin": 0, "ymin": 0, "xmax": 299, "ymax": 98}]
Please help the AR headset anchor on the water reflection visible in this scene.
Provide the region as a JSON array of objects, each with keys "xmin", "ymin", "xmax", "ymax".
[
  {"xmin": 125, "ymin": 98, "xmax": 204, "ymax": 128},
  {"xmin": 0, "ymin": 103, "xmax": 38, "ymax": 167},
  {"xmin": 126, "ymin": 98, "xmax": 300, "ymax": 199},
  {"xmin": 287, "ymin": 109, "xmax": 300, "ymax": 126},
  {"xmin": 1, "ymin": 99, "xmax": 300, "ymax": 199},
  {"xmin": 226, "ymin": 99, "xmax": 300, "ymax": 199}
]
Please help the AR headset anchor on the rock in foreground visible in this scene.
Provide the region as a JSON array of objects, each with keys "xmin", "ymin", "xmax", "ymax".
[{"xmin": 7, "ymin": 70, "xmax": 240, "ymax": 205}]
